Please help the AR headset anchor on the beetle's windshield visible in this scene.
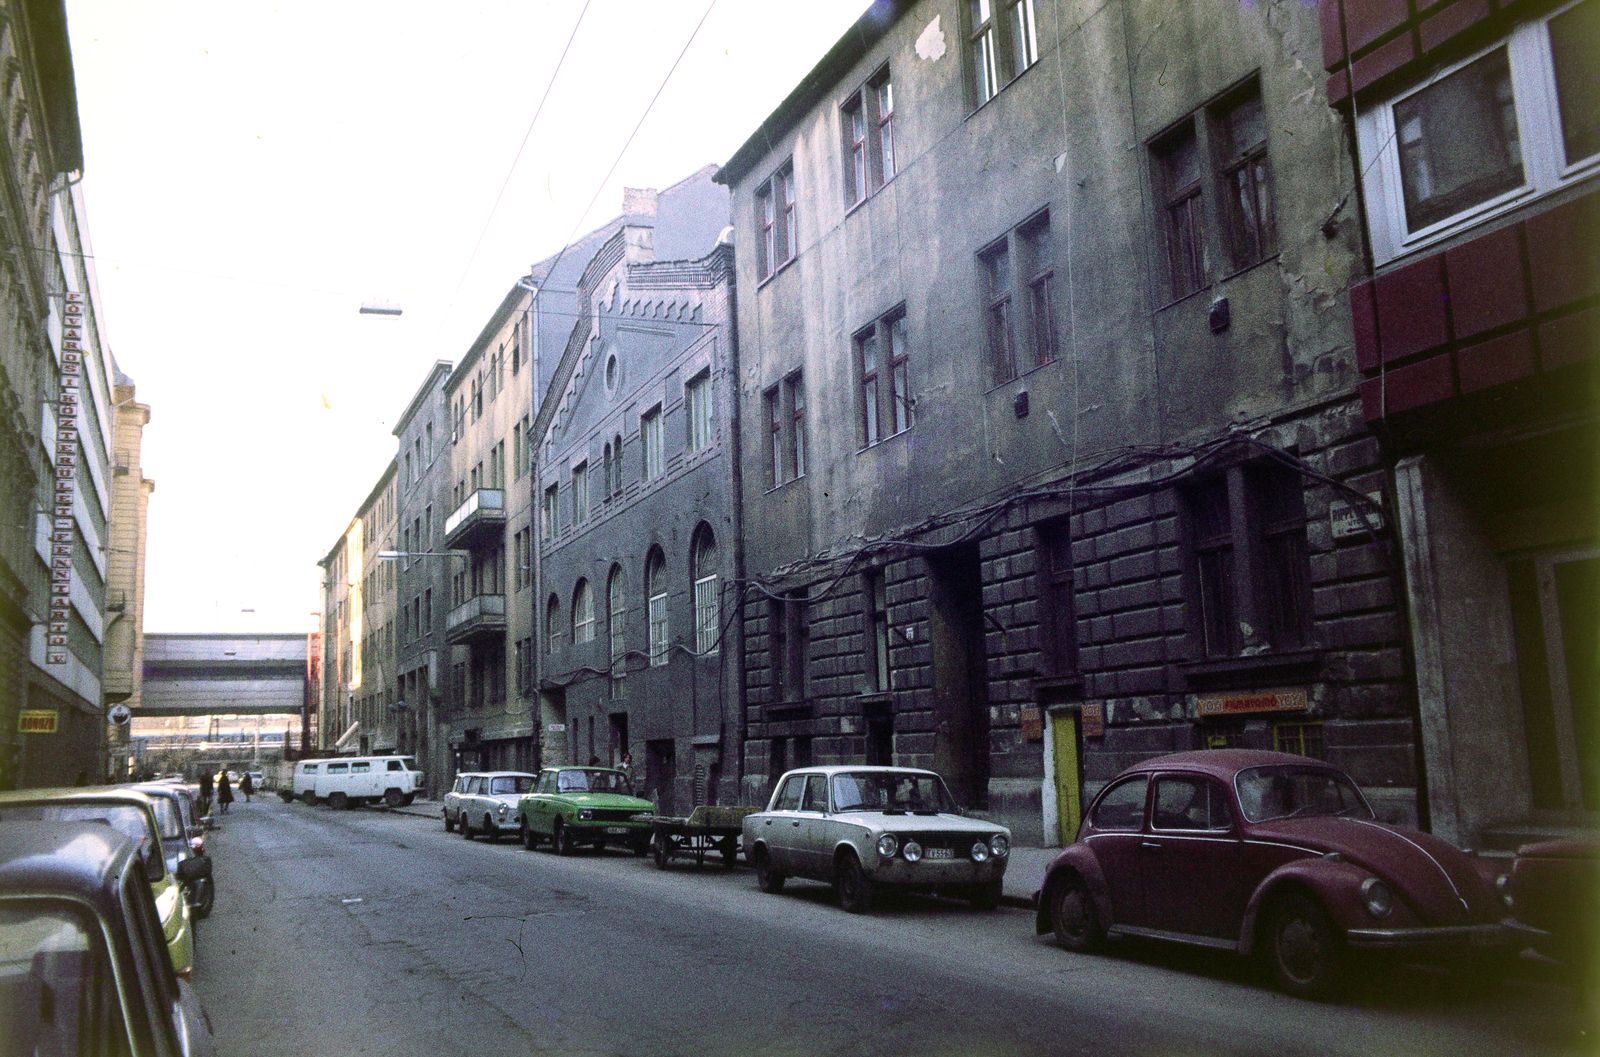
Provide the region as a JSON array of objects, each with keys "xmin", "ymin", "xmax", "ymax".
[
  {"xmin": 830, "ymin": 772, "xmax": 955, "ymax": 814},
  {"xmin": 1234, "ymin": 766, "xmax": 1374, "ymax": 823}
]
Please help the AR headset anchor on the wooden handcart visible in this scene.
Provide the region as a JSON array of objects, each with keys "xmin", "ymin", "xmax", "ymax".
[{"xmin": 647, "ymin": 805, "xmax": 759, "ymax": 870}]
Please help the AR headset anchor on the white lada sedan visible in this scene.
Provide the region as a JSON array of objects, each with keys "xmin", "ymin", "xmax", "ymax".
[{"xmin": 742, "ymin": 766, "xmax": 1010, "ymax": 913}]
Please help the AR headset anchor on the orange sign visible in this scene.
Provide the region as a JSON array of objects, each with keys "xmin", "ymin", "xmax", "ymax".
[
  {"xmin": 18, "ymin": 710, "xmax": 58, "ymax": 734},
  {"xmin": 1196, "ymin": 689, "xmax": 1308, "ymax": 716},
  {"xmin": 1082, "ymin": 702, "xmax": 1104, "ymax": 737}
]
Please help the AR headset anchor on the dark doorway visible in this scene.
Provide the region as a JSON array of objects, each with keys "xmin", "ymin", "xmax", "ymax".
[
  {"xmin": 609, "ymin": 712, "xmax": 629, "ymax": 768},
  {"xmin": 646, "ymin": 738, "xmax": 676, "ymax": 816},
  {"xmin": 866, "ymin": 704, "xmax": 893, "ymax": 765},
  {"xmin": 926, "ymin": 543, "xmax": 991, "ymax": 809}
]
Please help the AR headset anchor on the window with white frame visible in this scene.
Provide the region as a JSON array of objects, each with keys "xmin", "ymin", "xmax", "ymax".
[
  {"xmin": 646, "ymin": 548, "xmax": 668, "ymax": 666},
  {"xmin": 641, "ymin": 406, "xmax": 663, "ymax": 480},
  {"xmin": 572, "ymin": 461, "xmax": 589, "ymax": 524},
  {"xmin": 967, "ymin": 0, "xmax": 1039, "ymax": 107},
  {"xmin": 692, "ymin": 527, "xmax": 719, "ymax": 654},
  {"xmin": 542, "ymin": 483, "xmax": 558, "ymax": 537},
  {"xmin": 686, "ymin": 369, "xmax": 712, "ymax": 450},
  {"xmin": 573, "ymin": 578, "xmax": 594, "ymax": 644},
  {"xmin": 1358, "ymin": 0, "xmax": 1599, "ymax": 264},
  {"xmin": 756, "ymin": 162, "xmax": 797, "ymax": 281},
  {"xmin": 842, "ymin": 68, "xmax": 896, "ymax": 206},
  {"xmin": 546, "ymin": 594, "xmax": 562, "ymax": 654}
]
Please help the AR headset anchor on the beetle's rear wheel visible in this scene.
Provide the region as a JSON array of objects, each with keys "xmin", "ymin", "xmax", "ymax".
[{"xmin": 1050, "ymin": 872, "xmax": 1104, "ymax": 952}]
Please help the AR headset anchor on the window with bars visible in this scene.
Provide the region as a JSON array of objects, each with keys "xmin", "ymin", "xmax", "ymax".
[
  {"xmin": 856, "ymin": 310, "xmax": 912, "ymax": 446},
  {"xmin": 967, "ymin": 0, "xmax": 1039, "ymax": 107},
  {"xmin": 573, "ymin": 578, "xmax": 595, "ymax": 644},
  {"xmin": 693, "ymin": 528, "xmax": 719, "ymax": 655},
  {"xmin": 646, "ymin": 549, "xmax": 669, "ymax": 666},
  {"xmin": 755, "ymin": 162, "xmax": 797, "ymax": 281},
  {"xmin": 1273, "ymin": 720, "xmax": 1325, "ymax": 760}
]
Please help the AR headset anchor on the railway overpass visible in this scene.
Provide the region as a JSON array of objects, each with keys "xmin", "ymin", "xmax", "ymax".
[{"xmin": 139, "ymin": 633, "xmax": 310, "ymax": 718}]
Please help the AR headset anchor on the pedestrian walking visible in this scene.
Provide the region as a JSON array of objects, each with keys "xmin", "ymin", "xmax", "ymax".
[
  {"xmin": 198, "ymin": 770, "xmax": 213, "ymax": 816},
  {"xmin": 239, "ymin": 771, "xmax": 254, "ymax": 803},
  {"xmin": 217, "ymin": 772, "xmax": 234, "ymax": 815}
]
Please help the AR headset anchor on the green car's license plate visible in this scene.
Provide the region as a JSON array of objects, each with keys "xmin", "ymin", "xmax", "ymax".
[{"xmin": 604, "ymin": 827, "xmax": 629, "ymax": 835}]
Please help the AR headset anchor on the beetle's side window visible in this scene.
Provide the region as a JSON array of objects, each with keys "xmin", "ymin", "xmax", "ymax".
[
  {"xmin": 1090, "ymin": 776, "xmax": 1148, "ymax": 831},
  {"xmin": 773, "ymin": 776, "xmax": 805, "ymax": 811},
  {"xmin": 1152, "ymin": 776, "xmax": 1232, "ymax": 831},
  {"xmin": 800, "ymin": 774, "xmax": 829, "ymax": 812}
]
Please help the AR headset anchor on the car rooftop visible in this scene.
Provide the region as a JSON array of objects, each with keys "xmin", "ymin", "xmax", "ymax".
[
  {"xmin": 0, "ymin": 820, "xmax": 135, "ymax": 899},
  {"xmin": 1119, "ymin": 749, "xmax": 1342, "ymax": 777},
  {"xmin": 776, "ymin": 765, "xmax": 940, "ymax": 777}
]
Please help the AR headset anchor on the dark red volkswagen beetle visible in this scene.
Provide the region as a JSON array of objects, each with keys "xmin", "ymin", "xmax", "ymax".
[{"xmin": 1034, "ymin": 750, "xmax": 1514, "ymax": 997}]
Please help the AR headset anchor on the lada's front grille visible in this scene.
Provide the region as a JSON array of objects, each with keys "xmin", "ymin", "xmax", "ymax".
[
  {"xmin": 586, "ymin": 809, "xmax": 647, "ymax": 823},
  {"xmin": 909, "ymin": 833, "xmax": 989, "ymax": 858}
]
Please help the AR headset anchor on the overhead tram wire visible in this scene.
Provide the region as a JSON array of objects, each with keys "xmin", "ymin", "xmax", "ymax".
[
  {"xmin": 429, "ymin": 0, "xmax": 594, "ymax": 347},
  {"xmin": 523, "ymin": 0, "xmax": 720, "ymax": 297}
]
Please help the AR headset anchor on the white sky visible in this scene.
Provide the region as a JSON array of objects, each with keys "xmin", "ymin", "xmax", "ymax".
[{"xmin": 63, "ymin": 0, "xmax": 867, "ymax": 635}]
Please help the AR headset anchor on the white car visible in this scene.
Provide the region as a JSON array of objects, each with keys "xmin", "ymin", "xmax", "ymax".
[
  {"xmin": 743, "ymin": 766, "xmax": 1010, "ymax": 913},
  {"xmin": 444, "ymin": 772, "xmax": 537, "ymax": 841}
]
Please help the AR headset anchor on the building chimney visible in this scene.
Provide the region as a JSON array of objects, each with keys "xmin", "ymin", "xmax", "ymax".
[{"xmin": 623, "ymin": 187, "xmax": 657, "ymax": 264}]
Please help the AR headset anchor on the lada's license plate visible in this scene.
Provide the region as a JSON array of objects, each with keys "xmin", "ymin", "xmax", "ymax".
[
  {"xmin": 924, "ymin": 847, "xmax": 954, "ymax": 860},
  {"xmin": 604, "ymin": 827, "xmax": 629, "ymax": 835}
]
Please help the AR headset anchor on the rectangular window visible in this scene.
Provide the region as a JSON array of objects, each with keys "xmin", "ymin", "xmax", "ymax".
[
  {"xmin": 968, "ymin": 0, "xmax": 1039, "ymax": 106},
  {"xmin": 981, "ymin": 241, "xmax": 1016, "ymax": 384},
  {"xmin": 510, "ymin": 321, "xmax": 522, "ymax": 374},
  {"xmin": 756, "ymin": 162, "xmax": 797, "ymax": 280},
  {"xmin": 760, "ymin": 374, "xmax": 806, "ymax": 486},
  {"xmin": 1183, "ymin": 462, "xmax": 1310, "ymax": 659},
  {"xmin": 1273, "ymin": 720, "xmax": 1325, "ymax": 760},
  {"xmin": 856, "ymin": 310, "xmax": 913, "ymax": 445},
  {"xmin": 1551, "ymin": 0, "xmax": 1600, "ymax": 166},
  {"xmin": 641, "ymin": 406, "xmax": 663, "ymax": 480},
  {"xmin": 542, "ymin": 484, "xmax": 558, "ymax": 537},
  {"xmin": 1158, "ymin": 128, "xmax": 1206, "ymax": 300},
  {"xmin": 1019, "ymin": 214, "xmax": 1057, "ymax": 369},
  {"xmin": 686, "ymin": 369, "xmax": 712, "ymax": 450},
  {"xmin": 492, "ymin": 441, "xmax": 506, "ymax": 489},
  {"xmin": 1036, "ymin": 520, "xmax": 1077, "ymax": 676},
  {"xmin": 864, "ymin": 570, "xmax": 890, "ymax": 692},
  {"xmin": 875, "ymin": 75, "xmax": 896, "ymax": 184},
  {"xmin": 572, "ymin": 462, "xmax": 589, "ymax": 524},
  {"xmin": 648, "ymin": 585, "xmax": 668, "ymax": 667},
  {"xmin": 694, "ymin": 570, "xmax": 719, "ymax": 655},
  {"xmin": 1397, "ymin": 48, "xmax": 1521, "ymax": 233},
  {"xmin": 765, "ymin": 386, "xmax": 783, "ymax": 486},
  {"xmin": 512, "ymin": 422, "xmax": 524, "ymax": 480},
  {"xmin": 840, "ymin": 69, "xmax": 896, "ymax": 207},
  {"xmin": 979, "ymin": 211, "xmax": 1058, "ymax": 386},
  {"xmin": 845, "ymin": 96, "xmax": 868, "ymax": 206},
  {"xmin": 1218, "ymin": 93, "xmax": 1277, "ymax": 266},
  {"xmin": 790, "ymin": 374, "xmax": 806, "ymax": 478}
]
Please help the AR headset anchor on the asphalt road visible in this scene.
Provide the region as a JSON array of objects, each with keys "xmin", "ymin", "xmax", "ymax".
[{"xmin": 190, "ymin": 798, "xmax": 1590, "ymax": 1057}]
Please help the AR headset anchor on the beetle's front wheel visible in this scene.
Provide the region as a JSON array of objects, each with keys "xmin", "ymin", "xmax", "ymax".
[{"xmin": 1263, "ymin": 891, "xmax": 1344, "ymax": 999}]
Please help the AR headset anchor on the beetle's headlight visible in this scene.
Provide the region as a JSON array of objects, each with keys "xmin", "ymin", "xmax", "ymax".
[
  {"xmin": 578, "ymin": 809, "xmax": 594, "ymax": 821},
  {"xmin": 989, "ymin": 834, "xmax": 1009, "ymax": 858},
  {"xmin": 902, "ymin": 840, "xmax": 923, "ymax": 863},
  {"xmin": 877, "ymin": 834, "xmax": 899, "ymax": 859},
  {"xmin": 970, "ymin": 841, "xmax": 990, "ymax": 862},
  {"xmin": 1361, "ymin": 878, "xmax": 1394, "ymax": 919},
  {"xmin": 1496, "ymin": 873, "xmax": 1514, "ymax": 910}
]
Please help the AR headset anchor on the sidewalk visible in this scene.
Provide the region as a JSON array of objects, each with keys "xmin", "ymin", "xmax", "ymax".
[{"xmin": 390, "ymin": 797, "xmax": 1051, "ymax": 910}]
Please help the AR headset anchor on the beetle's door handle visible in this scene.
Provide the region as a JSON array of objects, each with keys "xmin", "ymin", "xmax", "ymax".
[{"xmin": 1141, "ymin": 841, "xmax": 1162, "ymax": 851}]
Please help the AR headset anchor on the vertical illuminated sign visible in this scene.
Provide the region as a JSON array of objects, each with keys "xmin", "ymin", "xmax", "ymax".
[
  {"xmin": 47, "ymin": 290, "xmax": 86, "ymax": 665},
  {"xmin": 347, "ymin": 521, "xmax": 363, "ymax": 691}
]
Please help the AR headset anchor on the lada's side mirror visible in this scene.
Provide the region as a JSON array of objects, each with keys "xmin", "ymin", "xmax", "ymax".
[{"xmin": 176, "ymin": 857, "xmax": 213, "ymax": 883}]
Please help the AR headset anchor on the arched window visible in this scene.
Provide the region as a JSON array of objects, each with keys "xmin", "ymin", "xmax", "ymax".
[
  {"xmin": 546, "ymin": 594, "xmax": 562, "ymax": 654},
  {"xmin": 646, "ymin": 548, "xmax": 668, "ymax": 666},
  {"xmin": 612, "ymin": 434, "xmax": 624, "ymax": 496},
  {"xmin": 692, "ymin": 526, "xmax": 719, "ymax": 654},
  {"xmin": 608, "ymin": 565, "xmax": 626, "ymax": 681},
  {"xmin": 573, "ymin": 578, "xmax": 594, "ymax": 643}
]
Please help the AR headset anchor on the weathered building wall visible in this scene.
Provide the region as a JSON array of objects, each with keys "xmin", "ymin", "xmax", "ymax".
[{"xmin": 724, "ymin": 0, "xmax": 1402, "ymax": 841}]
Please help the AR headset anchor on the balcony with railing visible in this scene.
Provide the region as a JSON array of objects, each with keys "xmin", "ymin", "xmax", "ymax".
[
  {"xmin": 445, "ymin": 593, "xmax": 506, "ymax": 645},
  {"xmin": 442, "ymin": 489, "xmax": 506, "ymax": 549}
]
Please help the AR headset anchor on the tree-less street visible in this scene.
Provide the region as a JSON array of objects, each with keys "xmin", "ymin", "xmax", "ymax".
[{"xmin": 191, "ymin": 800, "xmax": 1587, "ymax": 1057}]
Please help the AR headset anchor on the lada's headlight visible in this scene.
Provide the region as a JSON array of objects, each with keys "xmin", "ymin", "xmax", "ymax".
[
  {"xmin": 902, "ymin": 840, "xmax": 923, "ymax": 863},
  {"xmin": 970, "ymin": 842, "xmax": 990, "ymax": 863},
  {"xmin": 876, "ymin": 834, "xmax": 899, "ymax": 859},
  {"xmin": 1360, "ymin": 878, "xmax": 1394, "ymax": 919},
  {"xmin": 497, "ymin": 804, "xmax": 510, "ymax": 818},
  {"xmin": 578, "ymin": 809, "xmax": 594, "ymax": 821},
  {"xmin": 989, "ymin": 834, "xmax": 1009, "ymax": 858}
]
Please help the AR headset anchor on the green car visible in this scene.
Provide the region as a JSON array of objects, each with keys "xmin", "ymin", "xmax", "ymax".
[{"xmin": 516, "ymin": 767, "xmax": 654, "ymax": 856}]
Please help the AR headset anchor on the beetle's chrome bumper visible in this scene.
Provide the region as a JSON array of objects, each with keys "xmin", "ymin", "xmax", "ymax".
[{"xmin": 1345, "ymin": 918, "xmax": 1514, "ymax": 949}]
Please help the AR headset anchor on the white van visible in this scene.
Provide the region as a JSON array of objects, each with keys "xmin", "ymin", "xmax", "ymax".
[{"xmin": 291, "ymin": 756, "xmax": 424, "ymax": 809}]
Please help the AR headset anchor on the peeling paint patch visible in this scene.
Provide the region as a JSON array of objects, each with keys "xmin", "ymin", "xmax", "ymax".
[{"xmin": 916, "ymin": 16, "xmax": 946, "ymax": 61}]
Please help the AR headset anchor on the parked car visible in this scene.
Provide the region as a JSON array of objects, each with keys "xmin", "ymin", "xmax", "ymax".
[
  {"xmin": 515, "ymin": 767, "xmax": 654, "ymax": 855},
  {"xmin": 0, "ymin": 821, "xmax": 215, "ymax": 1056},
  {"xmin": 290, "ymin": 755, "xmax": 424, "ymax": 808},
  {"xmin": 129, "ymin": 782, "xmax": 214, "ymax": 920},
  {"xmin": 1034, "ymin": 750, "xmax": 1514, "ymax": 997},
  {"xmin": 0, "ymin": 787, "xmax": 208, "ymax": 977},
  {"xmin": 444, "ymin": 771, "xmax": 537, "ymax": 840},
  {"xmin": 742, "ymin": 766, "xmax": 1011, "ymax": 914},
  {"xmin": 1509, "ymin": 833, "xmax": 1599, "ymax": 1004}
]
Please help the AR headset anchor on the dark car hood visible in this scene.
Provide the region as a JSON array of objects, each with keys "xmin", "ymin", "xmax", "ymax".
[{"xmin": 1250, "ymin": 816, "xmax": 1494, "ymax": 923}]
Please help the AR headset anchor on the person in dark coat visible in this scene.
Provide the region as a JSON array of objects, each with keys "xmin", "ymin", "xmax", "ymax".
[
  {"xmin": 239, "ymin": 772, "xmax": 254, "ymax": 803},
  {"xmin": 216, "ymin": 772, "xmax": 234, "ymax": 814},
  {"xmin": 198, "ymin": 770, "xmax": 214, "ymax": 815}
]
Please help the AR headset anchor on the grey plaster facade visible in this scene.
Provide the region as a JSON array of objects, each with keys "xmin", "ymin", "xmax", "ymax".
[{"xmin": 719, "ymin": 0, "xmax": 1407, "ymax": 843}]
